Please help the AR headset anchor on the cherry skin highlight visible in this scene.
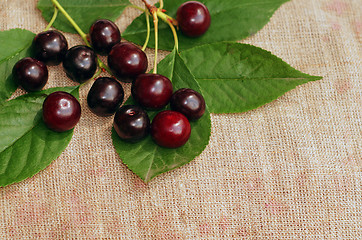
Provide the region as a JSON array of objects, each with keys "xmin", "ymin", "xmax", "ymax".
[
  {"xmin": 151, "ymin": 110, "xmax": 191, "ymax": 148},
  {"xmin": 176, "ymin": 1, "xmax": 211, "ymax": 37},
  {"xmin": 33, "ymin": 30, "xmax": 68, "ymax": 66},
  {"xmin": 63, "ymin": 45, "xmax": 97, "ymax": 83},
  {"xmin": 108, "ymin": 42, "xmax": 148, "ymax": 82},
  {"xmin": 87, "ymin": 77, "xmax": 124, "ymax": 117},
  {"xmin": 89, "ymin": 19, "xmax": 121, "ymax": 55},
  {"xmin": 131, "ymin": 73, "xmax": 173, "ymax": 110},
  {"xmin": 12, "ymin": 57, "xmax": 48, "ymax": 92},
  {"xmin": 113, "ymin": 105, "xmax": 150, "ymax": 141},
  {"xmin": 170, "ymin": 88, "xmax": 205, "ymax": 120},
  {"xmin": 42, "ymin": 91, "xmax": 81, "ymax": 132}
]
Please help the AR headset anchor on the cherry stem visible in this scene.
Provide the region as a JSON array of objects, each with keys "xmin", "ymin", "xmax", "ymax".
[
  {"xmin": 159, "ymin": 0, "xmax": 164, "ymax": 9},
  {"xmin": 158, "ymin": 11, "xmax": 179, "ymax": 51},
  {"xmin": 128, "ymin": 5, "xmax": 147, "ymax": 12},
  {"xmin": 50, "ymin": 0, "xmax": 112, "ymax": 75},
  {"xmin": 141, "ymin": 10, "xmax": 151, "ymax": 51},
  {"xmin": 44, "ymin": 7, "xmax": 58, "ymax": 31},
  {"xmin": 152, "ymin": 10, "xmax": 159, "ymax": 74}
]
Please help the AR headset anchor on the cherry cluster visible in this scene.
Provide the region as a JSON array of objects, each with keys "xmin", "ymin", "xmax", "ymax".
[{"xmin": 11, "ymin": 1, "xmax": 210, "ymax": 148}]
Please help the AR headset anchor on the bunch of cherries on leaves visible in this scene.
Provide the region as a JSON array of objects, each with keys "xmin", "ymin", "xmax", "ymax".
[{"xmin": 12, "ymin": 1, "xmax": 210, "ymax": 148}]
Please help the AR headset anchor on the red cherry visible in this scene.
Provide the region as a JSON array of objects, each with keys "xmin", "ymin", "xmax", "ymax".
[
  {"xmin": 176, "ymin": 1, "xmax": 211, "ymax": 37},
  {"xmin": 108, "ymin": 42, "xmax": 148, "ymax": 82},
  {"xmin": 131, "ymin": 73, "xmax": 173, "ymax": 109},
  {"xmin": 42, "ymin": 91, "xmax": 81, "ymax": 132},
  {"xmin": 151, "ymin": 110, "xmax": 191, "ymax": 148}
]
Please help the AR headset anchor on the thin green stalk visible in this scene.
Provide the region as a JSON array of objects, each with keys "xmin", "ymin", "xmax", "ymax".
[
  {"xmin": 152, "ymin": 11, "xmax": 158, "ymax": 74},
  {"xmin": 159, "ymin": 0, "xmax": 164, "ymax": 9},
  {"xmin": 141, "ymin": 10, "xmax": 151, "ymax": 51},
  {"xmin": 44, "ymin": 7, "xmax": 58, "ymax": 31},
  {"xmin": 128, "ymin": 4, "xmax": 147, "ymax": 12},
  {"xmin": 165, "ymin": 17, "xmax": 179, "ymax": 52},
  {"xmin": 50, "ymin": 0, "xmax": 89, "ymax": 46}
]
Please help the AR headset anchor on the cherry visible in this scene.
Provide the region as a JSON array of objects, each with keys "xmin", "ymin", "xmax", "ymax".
[
  {"xmin": 108, "ymin": 42, "xmax": 148, "ymax": 82},
  {"xmin": 12, "ymin": 57, "xmax": 48, "ymax": 92},
  {"xmin": 87, "ymin": 77, "xmax": 124, "ymax": 117},
  {"xmin": 42, "ymin": 91, "xmax": 81, "ymax": 132},
  {"xmin": 131, "ymin": 73, "xmax": 173, "ymax": 109},
  {"xmin": 170, "ymin": 88, "xmax": 205, "ymax": 120},
  {"xmin": 89, "ymin": 19, "xmax": 121, "ymax": 56},
  {"xmin": 151, "ymin": 110, "xmax": 191, "ymax": 148},
  {"xmin": 113, "ymin": 105, "xmax": 150, "ymax": 141},
  {"xmin": 176, "ymin": 1, "xmax": 211, "ymax": 37},
  {"xmin": 33, "ymin": 30, "xmax": 68, "ymax": 66},
  {"xmin": 63, "ymin": 45, "xmax": 97, "ymax": 83}
]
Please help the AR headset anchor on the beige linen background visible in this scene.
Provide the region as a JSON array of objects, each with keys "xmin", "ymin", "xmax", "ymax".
[{"xmin": 0, "ymin": 0, "xmax": 361, "ymax": 239}]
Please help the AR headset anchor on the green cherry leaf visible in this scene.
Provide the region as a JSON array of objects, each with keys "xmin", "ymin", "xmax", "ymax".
[
  {"xmin": 37, "ymin": 0, "xmax": 130, "ymax": 34},
  {"xmin": 179, "ymin": 42, "xmax": 322, "ymax": 113},
  {"xmin": 123, "ymin": 0, "xmax": 290, "ymax": 51},
  {"xmin": 0, "ymin": 29, "xmax": 35, "ymax": 103},
  {"xmin": 0, "ymin": 86, "xmax": 79, "ymax": 187},
  {"xmin": 112, "ymin": 49, "xmax": 211, "ymax": 182}
]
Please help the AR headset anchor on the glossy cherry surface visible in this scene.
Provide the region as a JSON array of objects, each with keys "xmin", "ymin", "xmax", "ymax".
[
  {"xmin": 176, "ymin": 1, "xmax": 211, "ymax": 37},
  {"xmin": 108, "ymin": 42, "xmax": 148, "ymax": 82},
  {"xmin": 89, "ymin": 19, "xmax": 121, "ymax": 55},
  {"xmin": 33, "ymin": 30, "xmax": 68, "ymax": 66},
  {"xmin": 63, "ymin": 45, "xmax": 97, "ymax": 83},
  {"xmin": 170, "ymin": 88, "xmax": 205, "ymax": 120},
  {"xmin": 43, "ymin": 91, "xmax": 81, "ymax": 132},
  {"xmin": 114, "ymin": 105, "xmax": 150, "ymax": 141},
  {"xmin": 87, "ymin": 77, "xmax": 124, "ymax": 117},
  {"xmin": 151, "ymin": 110, "xmax": 191, "ymax": 148},
  {"xmin": 131, "ymin": 73, "xmax": 173, "ymax": 109},
  {"xmin": 12, "ymin": 57, "xmax": 48, "ymax": 92}
]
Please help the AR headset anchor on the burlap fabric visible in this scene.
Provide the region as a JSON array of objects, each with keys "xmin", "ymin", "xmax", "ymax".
[{"xmin": 0, "ymin": 0, "xmax": 361, "ymax": 239}]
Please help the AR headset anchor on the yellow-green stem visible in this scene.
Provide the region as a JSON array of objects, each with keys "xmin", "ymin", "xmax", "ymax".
[
  {"xmin": 141, "ymin": 10, "xmax": 151, "ymax": 51},
  {"xmin": 50, "ymin": 0, "xmax": 89, "ymax": 46},
  {"xmin": 152, "ymin": 11, "xmax": 159, "ymax": 74},
  {"xmin": 165, "ymin": 17, "xmax": 179, "ymax": 52},
  {"xmin": 159, "ymin": 0, "xmax": 164, "ymax": 9},
  {"xmin": 128, "ymin": 4, "xmax": 147, "ymax": 12},
  {"xmin": 44, "ymin": 7, "xmax": 58, "ymax": 31}
]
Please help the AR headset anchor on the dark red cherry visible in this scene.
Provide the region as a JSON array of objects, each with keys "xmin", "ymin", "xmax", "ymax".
[
  {"xmin": 113, "ymin": 105, "xmax": 150, "ymax": 141},
  {"xmin": 63, "ymin": 45, "xmax": 97, "ymax": 83},
  {"xmin": 131, "ymin": 73, "xmax": 173, "ymax": 109},
  {"xmin": 170, "ymin": 88, "xmax": 205, "ymax": 120},
  {"xmin": 89, "ymin": 19, "xmax": 121, "ymax": 55},
  {"xmin": 151, "ymin": 110, "xmax": 191, "ymax": 148},
  {"xmin": 176, "ymin": 1, "xmax": 211, "ymax": 37},
  {"xmin": 12, "ymin": 57, "xmax": 48, "ymax": 92},
  {"xmin": 87, "ymin": 77, "xmax": 124, "ymax": 117},
  {"xmin": 33, "ymin": 30, "xmax": 68, "ymax": 66},
  {"xmin": 108, "ymin": 42, "xmax": 148, "ymax": 82},
  {"xmin": 42, "ymin": 91, "xmax": 81, "ymax": 132}
]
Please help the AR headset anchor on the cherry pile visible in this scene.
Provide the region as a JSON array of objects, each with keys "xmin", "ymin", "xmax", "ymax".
[{"xmin": 11, "ymin": 1, "xmax": 210, "ymax": 148}]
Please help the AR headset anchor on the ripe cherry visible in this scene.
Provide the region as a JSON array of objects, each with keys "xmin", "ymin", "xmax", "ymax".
[
  {"xmin": 87, "ymin": 77, "xmax": 124, "ymax": 117},
  {"xmin": 176, "ymin": 1, "xmax": 211, "ymax": 37},
  {"xmin": 63, "ymin": 45, "xmax": 97, "ymax": 83},
  {"xmin": 151, "ymin": 110, "xmax": 191, "ymax": 148},
  {"xmin": 131, "ymin": 73, "xmax": 173, "ymax": 109},
  {"xmin": 113, "ymin": 105, "xmax": 150, "ymax": 141},
  {"xmin": 12, "ymin": 57, "xmax": 48, "ymax": 92},
  {"xmin": 42, "ymin": 91, "xmax": 81, "ymax": 132},
  {"xmin": 108, "ymin": 42, "xmax": 148, "ymax": 82},
  {"xmin": 89, "ymin": 19, "xmax": 121, "ymax": 55},
  {"xmin": 170, "ymin": 88, "xmax": 205, "ymax": 120},
  {"xmin": 33, "ymin": 30, "xmax": 68, "ymax": 66}
]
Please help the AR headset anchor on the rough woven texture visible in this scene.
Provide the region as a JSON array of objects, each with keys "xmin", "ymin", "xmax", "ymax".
[{"xmin": 0, "ymin": 0, "xmax": 361, "ymax": 239}]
